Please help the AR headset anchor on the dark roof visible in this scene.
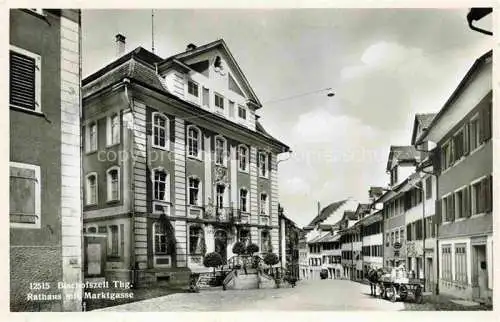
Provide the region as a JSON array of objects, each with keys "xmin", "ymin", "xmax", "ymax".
[
  {"xmin": 83, "ymin": 47, "xmax": 163, "ymax": 86},
  {"xmin": 411, "ymin": 113, "xmax": 437, "ymax": 145},
  {"xmin": 417, "ymin": 50, "xmax": 492, "ymax": 145},
  {"xmin": 307, "ymin": 200, "xmax": 347, "ymax": 227},
  {"xmin": 344, "ymin": 210, "xmax": 357, "ymax": 221},
  {"xmin": 386, "ymin": 145, "xmax": 419, "ymax": 172},
  {"xmin": 318, "ymin": 224, "xmax": 337, "ymax": 231},
  {"xmin": 355, "ymin": 203, "xmax": 371, "ymax": 215},
  {"xmin": 369, "ymin": 186, "xmax": 385, "ymax": 200}
]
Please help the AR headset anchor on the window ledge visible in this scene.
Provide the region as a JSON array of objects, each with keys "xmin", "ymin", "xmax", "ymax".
[
  {"xmin": 470, "ymin": 142, "xmax": 486, "ymax": 156},
  {"xmin": 106, "ymin": 199, "xmax": 121, "ymax": 205},
  {"xmin": 152, "ymin": 144, "xmax": 170, "ymax": 152},
  {"xmin": 187, "ymin": 155, "xmax": 202, "ymax": 162},
  {"xmin": 107, "ymin": 256, "xmax": 122, "ymax": 262},
  {"xmin": 106, "ymin": 142, "xmax": 121, "ymax": 149},
  {"xmin": 258, "ymin": 175, "xmax": 269, "ymax": 180},
  {"xmin": 10, "ymin": 105, "xmax": 43, "ymax": 116},
  {"xmin": 238, "ymin": 168, "xmax": 249, "ymax": 174},
  {"xmin": 85, "ymin": 150, "xmax": 98, "ymax": 156}
]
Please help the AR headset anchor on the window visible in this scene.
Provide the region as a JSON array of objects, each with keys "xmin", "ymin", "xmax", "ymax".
[
  {"xmin": 187, "ymin": 125, "xmax": 201, "ymax": 158},
  {"xmin": 391, "ymin": 231, "xmax": 395, "ymax": 245},
  {"xmin": 472, "ymin": 176, "xmax": 493, "ymax": 215},
  {"xmin": 229, "ymin": 101, "xmax": 235, "ymax": 118},
  {"xmin": 455, "ymin": 244, "xmax": 467, "ymax": 285},
  {"xmin": 480, "ymin": 103, "xmax": 492, "ymax": 143},
  {"xmin": 258, "ymin": 152, "xmax": 268, "ymax": 177},
  {"xmin": 395, "ymin": 230, "xmax": 399, "ymax": 243},
  {"xmin": 216, "ymin": 184, "xmax": 225, "ymax": 208},
  {"xmin": 441, "ymin": 141, "xmax": 452, "ymax": 170},
  {"xmin": 202, "ymin": 87, "xmax": 209, "ymax": 107},
  {"xmin": 189, "ymin": 226, "xmax": 204, "ymax": 255},
  {"xmin": 154, "ymin": 222, "xmax": 168, "ymax": 254},
  {"xmin": 415, "ymin": 220, "xmax": 423, "ymax": 240},
  {"xmin": 260, "ymin": 193, "xmax": 268, "ymax": 215},
  {"xmin": 238, "ymin": 145, "xmax": 248, "ymax": 172},
  {"xmin": 240, "ymin": 189, "xmax": 248, "ymax": 212},
  {"xmin": 453, "ymin": 129, "xmax": 465, "ymax": 162},
  {"xmin": 87, "ymin": 122, "xmax": 98, "ymax": 152},
  {"xmin": 108, "ymin": 225, "xmax": 119, "ymax": 257},
  {"xmin": 10, "ymin": 162, "xmax": 41, "ymax": 228},
  {"xmin": 107, "ymin": 167, "xmax": 120, "ymax": 202},
  {"xmin": 107, "ymin": 113, "xmax": 120, "ymax": 146},
  {"xmin": 152, "ymin": 113, "xmax": 168, "ymax": 149},
  {"xmin": 441, "ymin": 245, "xmax": 452, "ymax": 281},
  {"xmin": 470, "ymin": 116, "xmax": 480, "ymax": 151},
  {"xmin": 85, "ymin": 173, "xmax": 98, "ymax": 206},
  {"xmin": 390, "ymin": 167, "xmax": 398, "ymax": 185},
  {"xmin": 442, "ymin": 194, "xmax": 454, "ymax": 222},
  {"xmin": 215, "ymin": 93, "xmax": 224, "ymax": 110},
  {"xmin": 153, "ymin": 169, "xmax": 168, "ymax": 202},
  {"xmin": 188, "ymin": 177, "xmax": 201, "ymax": 206},
  {"xmin": 187, "ymin": 80, "xmax": 199, "ymax": 97},
  {"xmin": 215, "ymin": 136, "xmax": 226, "ymax": 166},
  {"xmin": 386, "ymin": 233, "xmax": 390, "ymax": 246},
  {"xmin": 261, "ymin": 230, "xmax": 271, "ymax": 253},
  {"xmin": 407, "ymin": 224, "xmax": 412, "ymax": 241},
  {"xmin": 238, "ymin": 105, "xmax": 247, "ymax": 120},
  {"xmin": 425, "ymin": 177, "xmax": 432, "ymax": 199},
  {"xmin": 425, "ymin": 216, "xmax": 435, "ymax": 238},
  {"xmin": 10, "ymin": 45, "xmax": 41, "ymax": 112},
  {"xmin": 400, "ymin": 228, "xmax": 405, "ymax": 243}
]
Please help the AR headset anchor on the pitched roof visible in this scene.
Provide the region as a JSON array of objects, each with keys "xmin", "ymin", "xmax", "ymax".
[
  {"xmin": 411, "ymin": 113, "xmax": 437, "ymax": 145},
  {"xmin": 355, "ymin": 203, "xmax": 371, "ymax": 215},
  {"xmin": 307, "ymin": 200, "xmax": 347, "ymax": 227},
  {"xmin": 344, "ymin": 210, "xmax": 357, "ymax": 221},
  {"xmin": 386, "ymin": 145, "xmax": 419, "ymax": 171},
  {"xmin": 417, "ymin": 50, "xmax": 492, "ymax": 145},
  {"xmin": 255, "ymin": 119, "xmax": 287, "ymax": 148}
]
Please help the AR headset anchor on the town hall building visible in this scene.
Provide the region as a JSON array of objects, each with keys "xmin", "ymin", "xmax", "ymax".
[{"xmin": 82, "ymin": 36, "xmax": 289, "ymax": 287}]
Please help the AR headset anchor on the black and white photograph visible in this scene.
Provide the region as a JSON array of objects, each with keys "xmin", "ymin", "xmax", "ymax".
[{"xmin": 6, "ymin": 3, "xmax": 497, "ymax": 314}]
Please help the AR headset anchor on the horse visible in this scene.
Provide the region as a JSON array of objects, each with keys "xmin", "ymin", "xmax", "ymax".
[{"xmin": 367, "ymin": 267, "xmax": 385, "ymax": 296}]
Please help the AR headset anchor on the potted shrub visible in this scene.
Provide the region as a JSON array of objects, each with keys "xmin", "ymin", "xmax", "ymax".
[
  {"xmin": 263, "ymin": 253, "xmax": 280, "ymax": 288},
  {"xmin": 232, "ymin": 241, "xmax": 246, "ymax": 269},
  {"xmin": 203, "ymin": 252, "xmax": 222, "ymax": 278},
  {"xmin": 246, "ymin": 243, "xmax": 260, "ymax": 269}
]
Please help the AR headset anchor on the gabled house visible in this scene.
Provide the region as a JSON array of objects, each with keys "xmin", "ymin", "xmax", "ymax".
[
  {"xmin": 416, "ymin": 50, "xmax": 492, "ymax": 304},
  {"xmin": 82, "ymin": 37, "xmax": 290, "ymax": 288}
]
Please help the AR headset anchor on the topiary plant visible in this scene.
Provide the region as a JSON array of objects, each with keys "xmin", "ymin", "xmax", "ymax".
[
  {"xmin": 246, "ymin": 243, "xmax": 259, "ymax": 256},
  {"xmin": 203, "ymin": 252, "xmax": 223, "ymax": 277},
  {"xmin": 232, "ymin": 241, "xmax": 246, "ymax": 256},
  {"xmin": 263, "ymin": 252, "xmax": 279, "ymax": 267}
]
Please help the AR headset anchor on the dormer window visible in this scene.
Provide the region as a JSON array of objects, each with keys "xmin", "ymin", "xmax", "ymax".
[
  {"xmin": 238, "ymin": 105, "xmax": 247, "ymax": 120},
  {"xmin": 214, "ymin": 93, "xmax": 224, "ymax": 110},
  {"xmin": 390, "ymin": 166, "xmax": 398, "ymax": 185},
  {"xmin": 187, "ymin": 80, "xmax": 199, "ymax": 97}
]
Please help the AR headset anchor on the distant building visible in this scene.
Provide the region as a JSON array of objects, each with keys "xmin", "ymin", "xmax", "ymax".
[
  {"xmin": 9, "ymin": 9, "xmax": 82, "ymax": 311},
  {"xmin": 81, "ymin": 37, "xmax": 289, "ymax": 288},
  {"xmin": 417, "ymin": 50, "xmax": 492, "ymax": 303},
  {"xmin": 278, "ymin": 206, "xmax": 302, "ymax": 280}
]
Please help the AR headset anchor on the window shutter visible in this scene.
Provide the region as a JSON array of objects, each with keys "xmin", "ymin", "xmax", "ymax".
[
  {"xmin": 10, "ymin": 51, "xmax": 37, "ymax": 110},
  {"xmin": 478, "ymin": 108, "xmax": 485, "ymax": 143},
  {"xmin": 484, "ymin": 104, "xmax": 492, "ymax": 141},
  {"xmin": 10, "ymin": 166, "xmax": 37, "ymax": 224},
  {"xmin": 464, "ymin": 186, "xmax": 471, "ymax": 217},
  {"xmin": 485, "ymin": 176, "xmax": 492, "ymax": 213},
  {"xmin": 463, "ymin": 124, "xmax": 470, "ymax": 156},
  {"xmin": 120, "ymin": 224, "xmax": 125, "ymax": 258},
  {"xmin": 432, "ymin": 147, "xmax": 442, "ymax": 174}
]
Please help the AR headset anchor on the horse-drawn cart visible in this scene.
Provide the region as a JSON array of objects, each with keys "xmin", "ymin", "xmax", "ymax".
[{"xmin": 378, "ymin": 276, "xmax": 423, "ymax": 303}]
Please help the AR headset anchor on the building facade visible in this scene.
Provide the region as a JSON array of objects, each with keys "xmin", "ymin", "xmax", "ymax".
[
  {"xmin": 81, "ymin": 38, "xmax": 289, "ymax": 288},
  {"xmin": 417, "ymin": 51, "xmax": 493, "ymax": 303},
  {"xmin": 9, "ymin": 9, "xmax": 82, "ymax": 311},
  {"xmin": 278, "ymin": 207, "xmax": 302, "ymax": 280}
]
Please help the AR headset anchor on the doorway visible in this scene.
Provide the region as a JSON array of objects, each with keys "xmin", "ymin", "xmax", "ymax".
[
  {"xmin": 472, "ymin": 245, "xmax": 489, "ymax": 300},
  {"xmin": 214, "ymin": 230, "xmax": 228, "ymax": 264},
  {"xmin": 425, "ymin": 257, "xmax": 433, "ymax": 291}
]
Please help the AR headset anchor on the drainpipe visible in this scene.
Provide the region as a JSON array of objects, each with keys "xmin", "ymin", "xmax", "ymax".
[
  {"xmin": 123, "ymin": 78, "xmax": 137, "ymax": 287},
  {"xmin": 422, "ymin": 185, "xmax": 426, "ymax": 291}
]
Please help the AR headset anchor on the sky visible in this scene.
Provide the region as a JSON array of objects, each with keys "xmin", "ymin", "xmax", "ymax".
[{"xmin": 81, "ymin": 8, "xmax": 492, "ymax": 227}]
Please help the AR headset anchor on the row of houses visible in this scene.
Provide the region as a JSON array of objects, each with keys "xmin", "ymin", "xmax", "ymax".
[
  {"xmin": 300, "ymin": 49, "xmax": 493, "ymax": 305},
  {"xmin": 9, "ymin": 8, "xmax": 293, "ymax": 311}
]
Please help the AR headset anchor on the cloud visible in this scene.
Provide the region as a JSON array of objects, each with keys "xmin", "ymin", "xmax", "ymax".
[{"xmin": 281, "ymin": 176, "xmax": 311, "ymax": 196}]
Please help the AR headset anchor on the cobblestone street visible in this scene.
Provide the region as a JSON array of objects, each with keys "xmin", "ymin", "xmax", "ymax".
[{"xmin": 96, "ymin": 279, "xmax": 405, "ymax": 311}]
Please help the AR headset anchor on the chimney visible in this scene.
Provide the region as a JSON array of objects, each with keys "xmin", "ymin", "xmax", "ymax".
[
  {"xmin": 186, "ymin": 43, "xmax": 197, "ymax": 51},
  {"xmin": 115, "ymin": 34, "xmax": 126, "ymax": 57},
  {"xmin": 317, "ymin": 201, "xmax": 321, "ymax": 216}
]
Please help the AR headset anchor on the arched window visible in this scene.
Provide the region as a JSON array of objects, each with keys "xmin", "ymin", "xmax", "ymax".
[
  {"xmin": 106, "ymin": 166, "xmax": 120, "ymax": 201},
  {"xmin": 85, "ymin": 173, "xmax": 98, "ymax": 205},
  {"xmin": 239, "ymin": 188, "xmax": 248, "ymax": 212},
  {"xmin": 189, "ymin": 226, "xmax": 205, "ymax": 255},
  {"xmin": 153, "ymin": 168, "xmax": 169, "ymax": 202},
  {"xmin": 260, "ymin": 193, "xmax": 268, "ymax": 215},
  {"xmin": 261, "ymin": 230, "xmax": 271, "ymax": 253},
  {"xmin": 238, "ymin": 144, "xmax": 248, "ymax": 172},
  {"xmin": 188, "ymin": 176, "xmax": 202, "ymax": 206},
  {"xmin": 152, "ymin": 112, "xmax": 169, "ymax": 149},
  {"xmin": 216, "ymin": 183, "xmax": 227, "ymax": 209},
  {"xmin": 214, "ymin": 135, "xmax": 227, "ymax": 166},
  {"xmin": 187, "ymin": 125, "xmax": 201, "ymax": 158},
  {"xmin": 153, "ymin": 221, "xmax": 168, "ymax": 254}
]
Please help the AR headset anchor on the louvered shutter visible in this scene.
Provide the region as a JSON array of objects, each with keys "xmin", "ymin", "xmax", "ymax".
[
  {"xmin": 464, "ymin": 186, "xmax": 471, "ymax": 217},
  {"xmin": 435, "ymin": 199, "xmax": 442, "ymax": 225},
  {"xmin": 484, "ymin": 103, "xmax": 492, "ymax": 141},
  {"xmin": 485, "ymin": 176, "xmax": 492, "ymax": 213},
  {"xmin": 463, "ymin": 124, "xmax": 470, "ymax": 156},
  {"xmin": 10, "ymin": 50, "xmax": 37, "ymax": 110}
]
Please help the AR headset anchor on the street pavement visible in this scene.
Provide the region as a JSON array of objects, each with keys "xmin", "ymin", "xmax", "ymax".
[{"xmin": 96, "ymin": 279, "xmax": 407, "ymax": 311}]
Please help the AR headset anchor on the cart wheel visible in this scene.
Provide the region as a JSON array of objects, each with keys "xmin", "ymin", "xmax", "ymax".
[
  {"xmin": 399, "ymin": 285, "xmax": 408, "ymax": 301},
  {"xmin": 414, "ymin": 286, "xmax": 423, "ymax": 304},
  {"xmin": 387, "ymin": 286, "xmax": 397, "ymax": 302}
]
